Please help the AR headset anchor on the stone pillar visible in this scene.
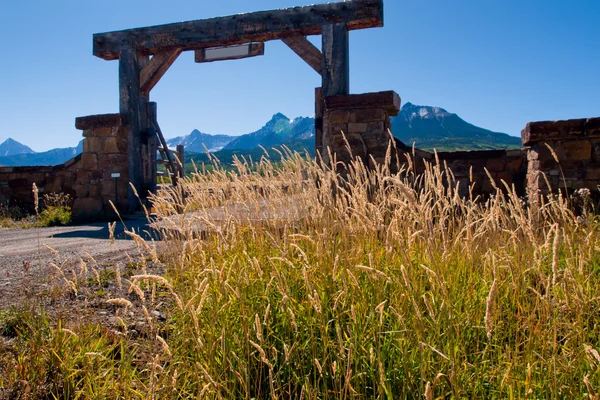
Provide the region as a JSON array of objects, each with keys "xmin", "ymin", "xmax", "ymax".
[
  {"xmin": 321, "ymin": 91, "xmax": 401, "ymax": 169},
  {"xmin": 73, "ymin": 114, "xmax": 129, "ymax": 220},
  {"xmin": 522, "ymin": 117, "xmax": 600, "ymax": 201}
]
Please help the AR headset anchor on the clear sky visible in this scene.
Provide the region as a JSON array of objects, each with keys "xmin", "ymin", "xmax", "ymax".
[{"xmin": 0, "ymin": 0, "xmax": 598, "ymax": 151}]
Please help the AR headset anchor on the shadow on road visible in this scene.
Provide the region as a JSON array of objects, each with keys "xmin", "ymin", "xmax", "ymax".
[{"xmin": 51, "ymin": 220, "xmax": 160, "ymax": 241}]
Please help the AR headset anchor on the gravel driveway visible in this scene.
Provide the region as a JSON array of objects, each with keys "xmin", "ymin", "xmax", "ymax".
[{"xmin": 0, "ymin": 219, "xmax": 154, "ymax": 310}]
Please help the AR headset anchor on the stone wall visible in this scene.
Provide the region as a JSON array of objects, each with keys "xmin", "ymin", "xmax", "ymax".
[
  {"xmin": 0, "ymin": 156, "xmax": 80, "ymax": 211},
  {"xmin": 321, "ymin": 90, "xmax": 526, "ymax": 197},
  {"xmin": 436, "ymin": 149, "xmax": 526, "ymax": 197},
  {"xmin": 522, "ymin": 117, "xmax": 600, "ymax": 200},
  {"xmin": 322, "ymin": 91, "xmax": 599, "ymax": 200},
  {"xmin": 387, "ymin": 145, "xmax": 525, "ymax": 198},
  {"xmin": 0, "ymin": 114, "xmax": 129, "ymax": 221}
]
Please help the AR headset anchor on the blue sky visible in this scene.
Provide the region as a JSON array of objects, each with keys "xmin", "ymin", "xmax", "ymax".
[{"xmin": 0, "ymin": 0, "xmax": 598, "ymax": 152}]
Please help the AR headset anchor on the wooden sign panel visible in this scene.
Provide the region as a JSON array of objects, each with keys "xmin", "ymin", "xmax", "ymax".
[{"xmin": 195, "ymin": 43, "xmax": 265, "ymax": 63}]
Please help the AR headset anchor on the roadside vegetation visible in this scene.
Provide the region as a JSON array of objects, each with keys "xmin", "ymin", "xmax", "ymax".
[
  {"xmin": 1, "ymin": 147, "xmax": 600, "ymax": 399},
  {"xmin": 0, "ymin": 191, "xmax": 71, "ymax": 228}
]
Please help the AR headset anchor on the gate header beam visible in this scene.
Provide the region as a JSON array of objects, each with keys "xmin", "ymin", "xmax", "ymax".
[{"xmin": 93, "ymin": 0, "xmax": 383, "ymax": 60}]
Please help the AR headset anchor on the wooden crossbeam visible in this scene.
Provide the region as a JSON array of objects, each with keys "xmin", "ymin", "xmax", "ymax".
[
  {"xmin": 195, "ymin": 43, "xmax": 264, "ymax": 63},
  {"xmin": 281, "ymin": 34, "xmax": 322, "ymax": 75},
  {"xmin": 94, "ymin": 0, "xmax": 383, "ymax": 60},
  {"xmin": 140, "ymin": 48, "xmax": 182, "ymax": 95}
]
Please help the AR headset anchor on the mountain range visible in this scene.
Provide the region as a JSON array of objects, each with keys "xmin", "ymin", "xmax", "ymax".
[
  {"xmin": 0, "ymin": 140, "xmax": 83, "ymax": 167},
  {"xmin": 0, "ymin": 103, "xmax": 521, "ymax": 166}
]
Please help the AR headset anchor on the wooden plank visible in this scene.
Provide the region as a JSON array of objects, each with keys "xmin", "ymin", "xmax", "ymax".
[
  {"xmin": 195, "ymin": 43, "xmax": 264, "ymax": 63},
  {"xmin": 322, "ymin": 23, "xmax": 349, "ymax": 97},
  {"xmin": 119, "ymin": 49, "xmax": 149, "ymax": 212},
  {"xmin": 94, "ymin": 0, "xmax": 383, "ymax": 60},
  {"xmin": 140, "ymin": 48, "xmax": 182, "ymax": 95},
  {"xmin": 281, "ymin": 34, "xmax": 322, "ymax": 75}
]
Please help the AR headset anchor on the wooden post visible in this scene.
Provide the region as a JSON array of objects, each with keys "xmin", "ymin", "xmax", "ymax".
[
  {"xmin": 147, "ymin": 102, "xmax": 158, "ymax": 194},
  {"xmin": 176, "ymin": 145, "xmax": 185, "ymax": 179},
  {"xmin": 321, "ymin": 23, "xmax": 349, "ymax": 165},
  {"xmin": 315, "ymin": 87, "xmax": 324, "ymax": 156},
  {"xmin": 119, "ymin": 48, "xmax": 150, "ymax": 212},
  {"xmin": 322, "ymin": 23, "xmax": 349, "ymax": 97}
]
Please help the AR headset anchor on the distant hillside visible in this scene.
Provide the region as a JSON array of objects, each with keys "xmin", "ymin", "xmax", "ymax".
[
  {"xmin": 391, "ymin": 103, "xmax": 521, "ymax": 151},
  {"xmin": 0, "ymin": 138, "xmax": 35, "ymax": 157},
  {"xmin": 0, "ymin": 141, "xmax": 83, "ymax": 166}
]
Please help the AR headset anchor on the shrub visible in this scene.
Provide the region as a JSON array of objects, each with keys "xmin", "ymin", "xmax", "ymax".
[{"xmin": 36, "ymin": 193, "xmax": 72, "ymax": 227}]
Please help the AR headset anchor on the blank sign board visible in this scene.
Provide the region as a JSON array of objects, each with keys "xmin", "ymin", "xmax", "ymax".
[{"xmin": 195, "ymin": 43, "xmax": 265, "ymax": 63}]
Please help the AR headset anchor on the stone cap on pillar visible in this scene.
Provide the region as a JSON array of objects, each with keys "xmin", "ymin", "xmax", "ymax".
[
  {"xmin": 324, "ymin": 91, "xmax": 401, "ymax": 116},
  {"xmin": 75, "ymin": 113, "xmax": 128, "ymax": 130},
  {"xmin": 521, "ymin": 117, "xmax": 600, "ymax": 146}
]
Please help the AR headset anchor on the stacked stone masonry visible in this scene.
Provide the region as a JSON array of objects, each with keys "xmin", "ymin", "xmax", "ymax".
[
  {"xmin": 72, "ymin": 114, "xmax": 129, "ymax": 220},
  {"xmin": 322, "ymin": 91, "xmax": 401, "ymax": 169},
  {"xmin": 0, "ymin": 157, "xmax": 80, "ymax": 211},
  {"xmin": 522, "ymin": 117, "xmax": 600, "ymax": 200}
]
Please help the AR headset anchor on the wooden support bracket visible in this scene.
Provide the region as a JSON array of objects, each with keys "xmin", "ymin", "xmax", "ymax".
[
  {"xmin": 140, "ymin": 48, "xmax": 183, "ymax": 95},
  {"xmin": 281, "ymin": 34, "xmax": 323, "ymax": 75}
]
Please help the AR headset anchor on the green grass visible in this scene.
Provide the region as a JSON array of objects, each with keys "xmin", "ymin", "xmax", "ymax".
[{"xmin": 2, "ymin": 153, "xmax": 600, "ymax": 398}]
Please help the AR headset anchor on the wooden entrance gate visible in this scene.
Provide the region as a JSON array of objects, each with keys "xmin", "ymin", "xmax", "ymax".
[{"xmin": 93, "ymin": 0, "xmax": 384, "ymax": 212}]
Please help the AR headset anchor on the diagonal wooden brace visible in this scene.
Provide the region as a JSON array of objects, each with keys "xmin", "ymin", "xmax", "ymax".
[
  {"xmin": 281, "ymin": 34, "xmax": 323, "ymax": 75},
  {"xmin": 140, "ymin": 48, "xmax": 182, "ymax": 95}
]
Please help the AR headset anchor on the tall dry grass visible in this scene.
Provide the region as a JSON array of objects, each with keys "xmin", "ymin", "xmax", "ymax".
[{"xmin": 2, "ymin": 146, "xmax": 600, "ymax": 399}]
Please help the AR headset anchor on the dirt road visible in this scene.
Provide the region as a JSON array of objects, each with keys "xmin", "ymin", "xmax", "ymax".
[{"xmin": 0, "ymin": 219, "xmax": 154, "ymax": 310}]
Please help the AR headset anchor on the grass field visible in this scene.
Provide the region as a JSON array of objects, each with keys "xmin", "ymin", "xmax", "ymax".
[{"xmin": 1, "ymin": 149, "xmax": 600, "ymax": 399}]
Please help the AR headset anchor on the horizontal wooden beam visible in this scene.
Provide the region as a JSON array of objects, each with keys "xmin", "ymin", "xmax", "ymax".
[
  {"xmin": 140, "ymin": 48, "xmax": 182, "ymax": 95},
  {"xmin": 195, "ymin": 43, "xmax": 264, "ymax": 63},
  {"xmin": 94, "ymin": 0, "xmax": 383, "ymax": 60},
  {"xmin": 281, "ymin": 34, "xmax": 322, "ymax": 75}
]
